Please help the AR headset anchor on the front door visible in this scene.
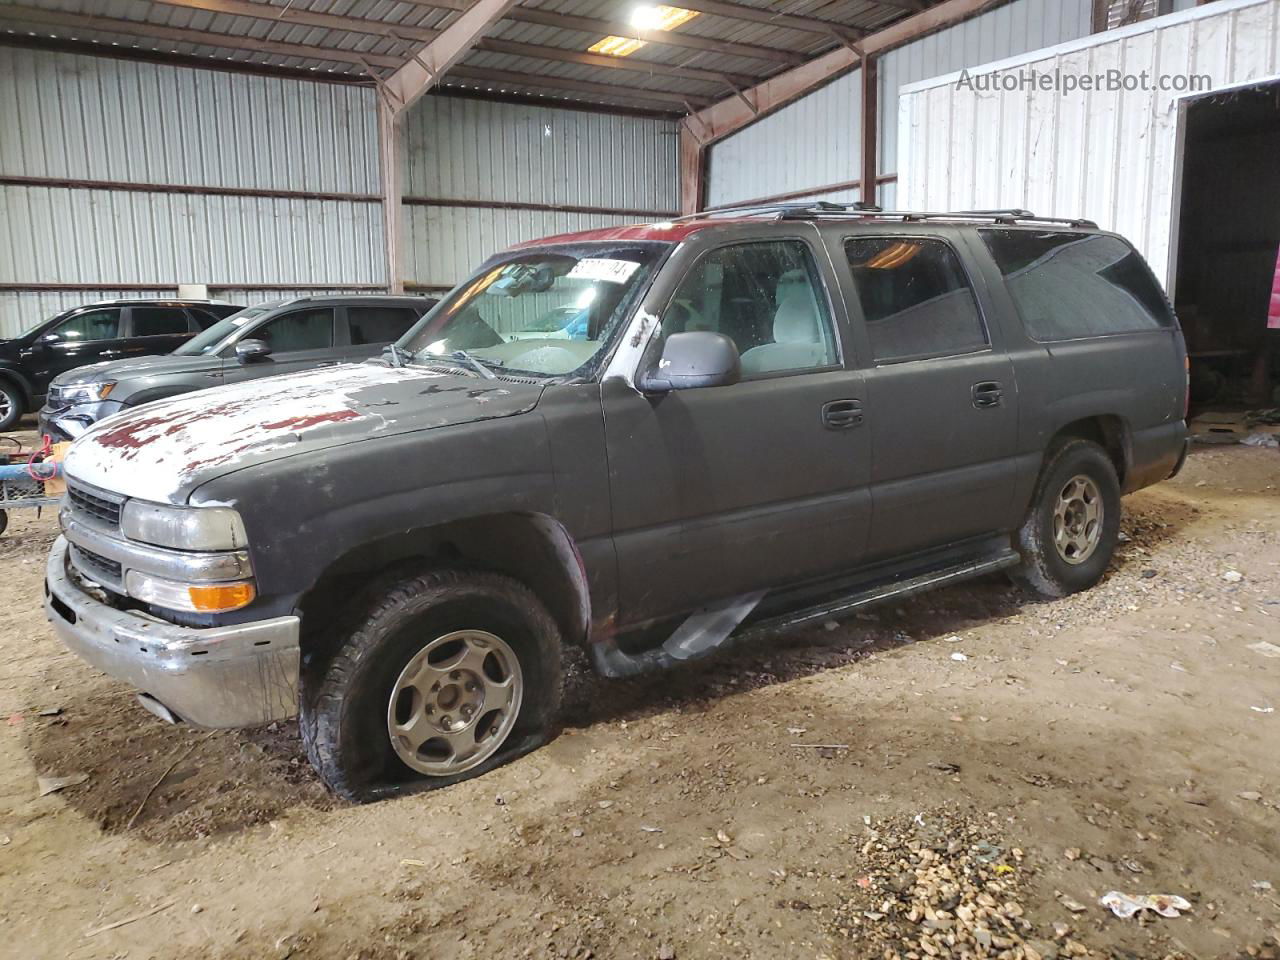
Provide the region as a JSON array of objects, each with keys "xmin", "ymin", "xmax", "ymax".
[
  {"xmin": 603, "ymin": 236, "xmax": 872, "ymax": 627},
  {"xmin": 836, "ymin": 232, "xmax": 1019, "ymax": 560},
  {"xmin": 222, "ymin": 306, "xmax": 342, "ymax": 383},
  {"xmin": 25, "ymin": 306, "xmax": 126, "ymax": 393}
]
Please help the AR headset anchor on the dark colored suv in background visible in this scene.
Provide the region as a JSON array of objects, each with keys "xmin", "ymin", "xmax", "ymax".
[
  {"xmin": 37, "ymin": 296, "xmax": 438, "ymax": 440},
  {"xmin": 0, "ymin": 299, "xmax": 243, "ymax": 431},
  {"xmin": 45, "ymin": 205, "xmax": 1188, "ymax": 801}
]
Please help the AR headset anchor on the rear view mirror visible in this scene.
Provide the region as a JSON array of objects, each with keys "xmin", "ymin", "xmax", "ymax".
[
  {"xmin": 640, "ymin": 332, "xmax": 741, "ymax": 394},
  {"xmin": 235, "ymin": 339, "xmax": 272, "ymax": 363}
]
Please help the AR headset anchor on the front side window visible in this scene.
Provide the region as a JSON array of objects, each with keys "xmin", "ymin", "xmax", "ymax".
[
  {"xmin": 175, "ymin": 303, "xmax": 278, "ymax": 356},
  {"xmin": 980, "ymin": 230, "xmax": 1174, "ymax": 341},
  {"xmin": 664, "ymin": 240, "xmax": 838, "ymax": 377},
  {"xmin": 844, "ymin": 237, "xmax": 988, "ymax": 364},
  {"xmin": 347, "ymin": 307, "xmax": 420, "ymax": 346},
  {"xmin": 50, "ymin": 308, "xmax": 121, "ymax": 342},
  {"xmin": 402, "ymin": 242, "xmax": 666, "ymax": 379},
  {"xmin": 252, "ymin": 308, "xmax": 335, "ymax": 352},
  {"xmin": 131, "ymin": 307, "xmax": 192, "ymax": 337}
]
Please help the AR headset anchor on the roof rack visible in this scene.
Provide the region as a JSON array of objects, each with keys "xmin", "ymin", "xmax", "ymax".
[{"xmin": 674, "ymin": 201, "xmax": 1097, "ymax": 230}]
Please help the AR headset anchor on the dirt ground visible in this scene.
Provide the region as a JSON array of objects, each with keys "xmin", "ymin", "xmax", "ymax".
[{"xmin": 1, "ymin": 435, "xmax": 1278, "ymax": 960}]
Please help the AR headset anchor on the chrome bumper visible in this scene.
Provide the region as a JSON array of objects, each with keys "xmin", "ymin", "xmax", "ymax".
[{"xmin": 44, "ymin": 536, "xmax": 300, "ymax": 728}]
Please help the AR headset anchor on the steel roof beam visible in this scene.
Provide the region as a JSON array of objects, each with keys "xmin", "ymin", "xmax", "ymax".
[{"xmin": 447, "ymin": 65, "xmax": 713, "ymax": 109}]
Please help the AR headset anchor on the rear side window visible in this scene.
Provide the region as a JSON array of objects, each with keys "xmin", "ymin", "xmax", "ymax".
[
  {"xmin": 50, "ymin": 308, "xmax": 121, "ymax": 342},
  {"xmin": 664, "ymin": 239, "xmax": 838, "ymax": 377},
  {"xmin": 844, "ymin": 237, "xmax": 988, "ymax": 363},
  {"xmin": 980, "ymin": 230, "xmax": 1174, "ymax": 341},
  {"xmin": 188, "ymin": 308, "xmax": 225, "ymax": 330},
  {"xmin": 252, "ymin": 308, "xmax": 334, "ymax": 352},
  {"xmin": 347, "ymin": 307, "xmax": 420, "ymax": 346},
  {"xmin": 131, "ymin": 307, "xmax": 192, "ymax": 337}
]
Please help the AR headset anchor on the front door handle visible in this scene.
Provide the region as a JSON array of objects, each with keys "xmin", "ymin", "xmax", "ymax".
[
  {"xmin": 99, "ymin": 349, "xmax": 124, "ymax": 358},
  {"xmin": 822, "ymin": 399, "xmax": 864, "ymax": 430},
  {"xmin": 972, "ymin": 381, "xmax": 1003, "ymax": 409}
]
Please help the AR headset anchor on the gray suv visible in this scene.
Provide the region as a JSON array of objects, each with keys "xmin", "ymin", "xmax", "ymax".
[
  {"xmin": 43, "ymin": 205, "xmax": 1189, "ymax": 801},
  {"xmin": 37, "ymin": 295, "xmax": 437, "ymax": 440}
]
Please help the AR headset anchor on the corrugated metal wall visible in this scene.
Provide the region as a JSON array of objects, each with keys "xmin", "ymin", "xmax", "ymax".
[
  {"xmin": 879, "ymin": 0, "xmax": 1093, "ymax": 180},
  {"xmin": 702, "ymin": 0, "xmax": 1092, "ymax": 212},
  {"xmin": 705, "ymin": 70, "xmax": 862, "ymax": 209},
  {"xmin": 0, "ymin": 47, "xmax": 384, "ymax": 337},
  {"xmin": 897, "ymin": 0, "xmax": 1280, "ymax": 288},
  {"xmin": 399, "ymin": 96, "xmax": 680, "ymax": 290}
]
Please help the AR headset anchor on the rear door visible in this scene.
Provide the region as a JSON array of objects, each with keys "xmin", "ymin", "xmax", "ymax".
[
  {"xmin": 338, "ymin": 303, "xmax": 426, "ymax": 362},
  {"xmin": 602, "ymin": 229, "xmax": 873, "ymax": 626},
  {"xmin": 26, "ymin": 306, "xmax": 126, "ymax": 393},
  {"xmin": 221, "ymin": 306, "xmax": 340, "ymax": 383},
  {"xmin": 830, "ymin": 228, "xmax": 1020, "ymax": 560},
  {"xmin": 123, "ymin": 305, "xmax": 199, "ymax": 359}
]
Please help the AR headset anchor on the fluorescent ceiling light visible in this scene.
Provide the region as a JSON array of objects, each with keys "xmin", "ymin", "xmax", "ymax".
[{"xmin": 588, "ymin": 35, "xmax": 648, "ymax": 56}]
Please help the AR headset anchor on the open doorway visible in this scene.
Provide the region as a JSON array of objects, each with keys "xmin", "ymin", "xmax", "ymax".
[{"xmin": 1173, "ymin": 80, "xmax": 1280, "ymax": 416}]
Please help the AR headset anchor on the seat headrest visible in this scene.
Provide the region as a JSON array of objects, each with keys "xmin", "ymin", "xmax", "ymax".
[{"xmin": 773, "ymin": 292, "xmax": 820, "ymax": 344}]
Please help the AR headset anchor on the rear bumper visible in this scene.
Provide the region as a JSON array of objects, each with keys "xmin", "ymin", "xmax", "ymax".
[{"xmin": 44, "ymin": 536, "xmax": 299, "ymax": 728}]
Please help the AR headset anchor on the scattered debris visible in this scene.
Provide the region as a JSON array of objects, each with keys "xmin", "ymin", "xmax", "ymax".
[
  {"xmin": 927, "ymin": 760, "xmax": 960, "ymax": 774},
  {"xmin": 36, "ymin": 707, "xmax": 63, "ymax": 717},
  {"xmin": 943, "ymin": 635, "xmax": 963, "ymax": 643},
  {"xmin": 1222, "ymin": 570, "xmax": 1245, "ymax": 583},
  {"xmin": 790, "ymin": 743, "xmax": 849, "ymax": 750},
  {"xmin": 127, "ymin": 733, "xmax": 215, "ymax": 829},
  {"xmin": 1248, "ymin": 641, "xmax": 1280, "ymax": 659},
  {"xmin": 950, "ymin": 652, "xmax": 969, "ymax": 662},
  {"xmin": 1239, "ymin": 791, "xmax": 1264, "ymax": 802},
  {"xmin": 657, "ymin": 943, "xmax": 675, "ymax": 960},
  {"xmin": 1170, "ymin": 660, "xmax": 1188, "ymax": 673},
  {"xmin": 1058, "ymin": 895, "xmax": 1089, "ymax": 914},
  {"xmin": 1250, "ymin": 706, "xmax": 1275, "ymax": 714},
  {"xmin": 639, "ymin": 825, "xmax": 663, "ymax": 834},
  {"xmin": 1064, "ymin": 848, "xmax": 1082, "ymax": 861},
  {"xmin": 1098, "ymin": 891, "xmax": 1192, "ymax": 919},
  {"xmin": 1253, "ymin": 881, "xmax": 1274, "ymax": 892},
  {"xmin": 36, "ymin": 772, "xmax": 89, "ymax": 797},
  {"xmin": 84, "ymin": 900, "xmax": 175, "ymax": 938},
  {"xmin": 1242, "ymin": 432, "xmax": 1280, "ymax": 448}
]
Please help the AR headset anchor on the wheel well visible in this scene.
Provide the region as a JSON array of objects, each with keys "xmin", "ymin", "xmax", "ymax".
[
  {"xmin": 0, "ymin": 371, "xmax": 29, "ymax": 404},
  {"xmin": 1051, "ymin": 416, "xmax": 1128, "ymax": 484},
  {"xmin": 297, "ymin": 512, "xmax": 590, "ymax": 656}
]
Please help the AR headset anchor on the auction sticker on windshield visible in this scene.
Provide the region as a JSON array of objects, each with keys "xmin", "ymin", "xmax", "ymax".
[{"xmin": 567, "ymin": 258, "xmax": 641, "ymax": 284}]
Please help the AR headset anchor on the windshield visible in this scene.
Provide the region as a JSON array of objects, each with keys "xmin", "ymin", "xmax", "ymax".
[
  {"xmin": 400, "ymin": 242, "xmax": 668, "ymax": 379},
  {"xmin": 173, "ymin": 303, "xmax": 278, "ymax": 356}
]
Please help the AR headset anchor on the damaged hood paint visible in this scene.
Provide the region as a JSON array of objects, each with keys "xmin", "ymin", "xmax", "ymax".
[{"xmin": 64, "ymin": 362, "xmax": 544, "ymax": 503}]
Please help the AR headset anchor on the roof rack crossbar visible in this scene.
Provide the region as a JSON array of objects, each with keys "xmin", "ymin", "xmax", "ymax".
[{"xmin": 674, "ymin": 202, "xmax": 1097, "ymax": 229}]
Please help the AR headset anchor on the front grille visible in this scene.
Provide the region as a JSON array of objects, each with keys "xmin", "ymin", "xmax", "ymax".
[
  {"xmin": 70, "ymin": 544, "xmax": 123, "ymax": 583},
  {"xmin": 68, "ymin": 482, "xmax": 123, "ymax": 528}
]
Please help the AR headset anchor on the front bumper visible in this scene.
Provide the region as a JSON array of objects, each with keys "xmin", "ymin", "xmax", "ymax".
[
  {"xmin": 44, "ymin": 536, "xmax": 300, "ymax": 728},
  {"xmin": 38, "ymin": 400, "xmax": 123, "ymax": 441}
]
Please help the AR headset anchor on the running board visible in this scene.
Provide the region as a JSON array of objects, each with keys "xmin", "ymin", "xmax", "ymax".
[{"xmin": 588, "ymin": 549, "xmax": 1020, "ymax": 679}]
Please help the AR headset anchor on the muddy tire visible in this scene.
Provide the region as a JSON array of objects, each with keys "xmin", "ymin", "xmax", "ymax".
[
  {"xmin": 0, "ymin": 380, "xmax": 22, "ymax": 433},
  {"xmin": 300, "ymin": 568, "xmax": 562, "ymax": 802},
  {"xmin": 1013, "ymin": 438, "xmax": 1121, "ymax": 598}
]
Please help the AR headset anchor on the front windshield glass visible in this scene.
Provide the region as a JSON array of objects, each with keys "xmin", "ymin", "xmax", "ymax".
[
  {"xmin": 173, "ymin": 303, "xmax": 278, "ymax": 356},
  {"xmin": 400, "ymin": 242, "xmax": 668, "ymax": 379}
]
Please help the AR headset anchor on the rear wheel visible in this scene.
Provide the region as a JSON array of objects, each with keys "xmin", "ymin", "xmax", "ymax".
[
  {"xmin": 0, "ymin": 381, "xmax": 23, "ymax": 432},
  {"xmin": 300, "ymin": 568, "xmax": 562, "ymax": 802},
  {"xmin": 1013, "ymin": 439, "xmax": 1121, "ymax": 597}
]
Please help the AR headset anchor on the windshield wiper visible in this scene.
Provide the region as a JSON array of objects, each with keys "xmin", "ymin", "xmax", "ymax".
[
  {"xmin": 450, "ymin": 349, "xmax": 498, "ymax": 380},
  {"xmin": 382, "ymin": 343, "xmax": 414, "ymax": 368}
]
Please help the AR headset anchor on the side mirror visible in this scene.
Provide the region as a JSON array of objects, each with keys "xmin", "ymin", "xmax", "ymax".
[
  {"xmin": 235, "ymin": 339, "xmax": 272, "ymax": 364},
  {"xmin": 639, "ymin": 331, "xmax": 741, "ymax": 394}
]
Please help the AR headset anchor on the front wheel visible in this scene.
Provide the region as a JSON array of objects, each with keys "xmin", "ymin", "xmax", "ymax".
[
  {"xmin": 1013, "ymin": 438, "xmax": 1121, "ymax": 598},
  {"xmin": 0, "ymin": 381, "xmax": 23, "ymax": 432},
  {"xmin": 300, "ymin": 568, "xmax": 562, "ymax": 802}
]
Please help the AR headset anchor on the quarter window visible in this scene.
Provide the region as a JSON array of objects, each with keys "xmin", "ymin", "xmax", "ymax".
[
  {"xmin": 980, "ymin": 230, "xmax": 1174, "ymax": 341},
  {"xmin": 131, "ymin": 307, "xmax": 192, "ymax": 337},
  {"xmin": 664, "ymin": 240, "xmax": 838, "ymax": 377},
  {"xmin": 251, "ymin": 308, "xmax": 334, "ymax": 352},
  {"xmin": 347, "ymin": 307, "xmax": 420, "ymax": 346},
  {"xmin": 50, "ymin": 308, "xmax": 121, "ymax": 342},
  {"xmin": 844, "ymin": 237, "xmax": 988, "ymax": 364}
]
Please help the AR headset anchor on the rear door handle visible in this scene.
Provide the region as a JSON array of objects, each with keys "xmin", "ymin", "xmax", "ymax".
[
  {"xmin": 972, "ymin": 381, "xmax": 1003, "ymax": 409},
  {"xmin": 822, "ymin": 399, "xmax": 864, "ymax": 430}
]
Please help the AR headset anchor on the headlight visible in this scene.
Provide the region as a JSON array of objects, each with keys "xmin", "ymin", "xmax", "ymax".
[
  {"xmin": 125, "ymin": 571, "xmax": 256, "ymax": 613},
  {"xmin": 53, "ymin": 381, "xmax": 116, "ymax": 405},
  {"xmin": 120, "ymin": 501, "xmax": 248, "ymax": 551}
]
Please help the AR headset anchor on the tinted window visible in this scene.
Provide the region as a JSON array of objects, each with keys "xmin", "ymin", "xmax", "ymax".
[
  {"xmin": 980, "ymin": 230, "xmax": 1174, "ymax": 340},
  {"xmin": 347, "ymin": 307, "xmax": 420, "ymax": 346},
  {"xmin": 665, "ymin": 240, "xmax": 837, "ymax": 377},
  {"xmin": 844, "ymin": 237, "xmax": 988, "ymax": 363},
  {"xmin": 188, "ymin": 308, "xmax": 225, "ymax": 330},
  {"xmin": 253, "ymin": 308, "xmax": 334, "ymax": 352},
  {"xmin": 131, "ymin": 307, "xmax": 192, "ymax": 337},
  {"xmin": 50, "ymin": 309, "xmax": 121, "ymax": 342}
]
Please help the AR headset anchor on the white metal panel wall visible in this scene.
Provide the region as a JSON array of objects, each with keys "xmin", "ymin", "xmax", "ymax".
[
  {"xmin": 705, "ymin": 69, "xmax": 862, "ymax": 209},
  {"xmin": 879, "ymin": 0, "xmax": 1093, "ymax": 178},
  {"xmin": 0, "ymin": 47, "xmax": 384, "ymax": 337},
  {"xmin": 400, "ymin": 94, "xmax": 680, "ymax": 291},
  {"xmin": 897, "ymin": 0, "xmax": 1280, "ymax": 288}
]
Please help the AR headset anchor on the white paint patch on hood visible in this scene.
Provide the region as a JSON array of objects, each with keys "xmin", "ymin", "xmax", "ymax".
[{"xmin": 64, "ymin": 363, "xmax": 446, "ymax": 504}]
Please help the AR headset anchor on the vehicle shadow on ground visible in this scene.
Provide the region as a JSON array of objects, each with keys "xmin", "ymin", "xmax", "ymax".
[{"xmin": 20, "ymin": 492, "xmax": 1193, "ymax": 842}]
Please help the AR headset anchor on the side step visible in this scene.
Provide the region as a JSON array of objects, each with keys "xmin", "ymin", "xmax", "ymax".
[{"xmin": 588, "ymin": 549, "xmax": 1020, "ymax": 679}]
